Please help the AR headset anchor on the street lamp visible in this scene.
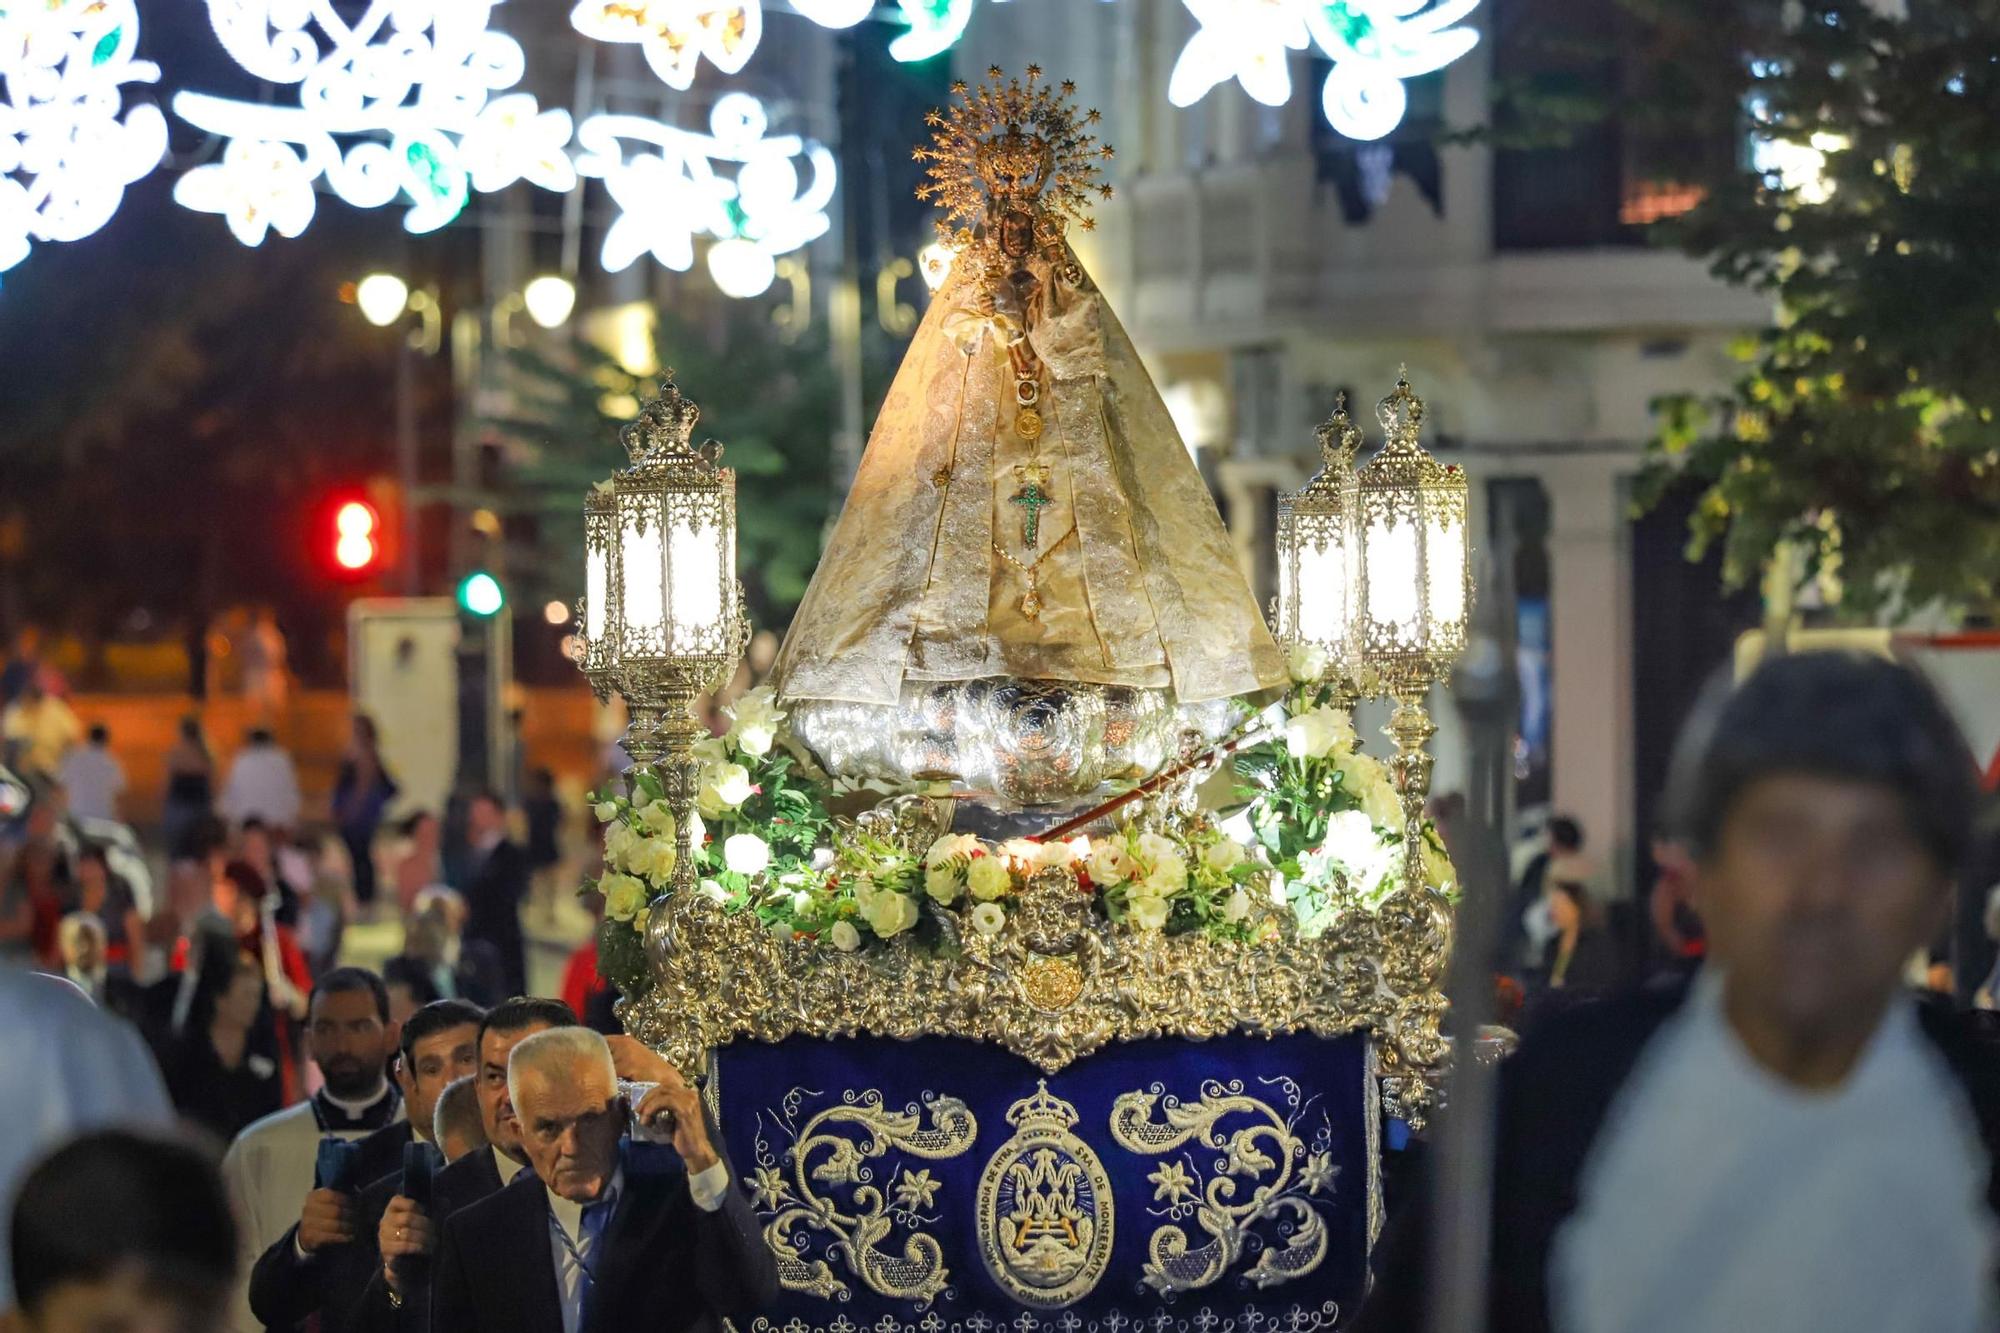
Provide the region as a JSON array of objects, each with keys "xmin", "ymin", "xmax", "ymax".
[
  {"xmin": 1273, "ymin": 394, "xmax": 1363, "ymax": 706},
  {"xmin": 1350, "ymin": 369, "xmax": 1471, "ymax": 879},
  {"xmin": 916, "ymin": 240, "xmax": 954, "ymax": 292},
  {"xmin": 355, "ymin": 272, "xmax": 410, "ymax": 327},
  {"xmin": 706, "ymin": 237, "xmax": 777, "ymax": 299},
  {"xmin": 521, "ymin": 273, "xmax": 578, "ymax": 329},
  {"xmin": 574, "ymin": 373, "xmax": 749, "ymax": 895}
]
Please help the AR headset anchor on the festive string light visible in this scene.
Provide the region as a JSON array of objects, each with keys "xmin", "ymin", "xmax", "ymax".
[
  {"xmin": 0, "ymin": 0, "xmax": 166, "ymax": 274},
  {"xmin": 574, "ymin": 93, "xmax": 835, "ymax": 281},
  {"xmin": 568, "ymin": 0, "xmax": 762, "ymax": 92},
  {"xmin": 172, "ymin": 0, "xmax": 576, "ymax": 240},
  {"xmin": 887, "ymin": 0, "xmax": 977, "ymax": 63},
  {"xmin": 1170, "ymin": 0, "xmax": 1480, "ymax": 142}
]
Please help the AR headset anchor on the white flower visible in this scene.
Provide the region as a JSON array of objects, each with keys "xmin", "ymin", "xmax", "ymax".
[
  {"xmin": 698, "ymin": 762, "xmax": 755, "ymax": 817},
  {"xmin": 1203, "ymin": 837, "xmax": 1248, "ymax": 873},
  {"xmin": 923, "ymin": 863, "xmax": 964, "ymax": 905},
  {"xmin": 458, "ymin": 92, "xmax": 578, "ymax": 195},
  {"xmin": 1423, "ymin": 836, "xmax": 1457, "ymax": 893},
  {"xmin": 966, "ymin": 855, "xmax": 1013, "ymax": 902},
  {"xmin": 628, "ymin": 836, "xmax": 678, "ymax": 882},
  {"xmin": 1127, "ymin": 893, "xmax": 1171, "ymax": 931},
  {"xmin": 600, "ymin": 873, "xmax": 646, "ymax": 922},
  {"xmin": 604, "ymin": 821, "xmax": 640, "ymax": 872},
  {"xmin": 1286, "ymin": 705, "xmax": 1355, "ymax": 760},
  {"xmin": 692, "ymin": 737, "xmax": 729, "ymax": 765},
  {"xmin": 859, "ymin": 889, "xmax": 920, "ymax": 938},
  {"xmin": 637, "ymin": 798, "xmax": 676, "ymax": 836},
  {"xmin": 1000, "ymin": 838, "xmax": 1041, "ymax": 866},
  {"xmin": 1339, "ymin": 751, "xmax": 1401, "ymax": 828},
  {"xmin": 1224, "ymin": 886, "xmax": 1252, "ymax": 923},
  {"xmin": 790, "ymin": 890, "xmax": 813, "ymax": 915},
  {"xmin": 726, "ymin": 686, "xmax": 786, "ymax": 758},
  {"xmin": 924, "ymin": 833, "xmax": 981, "ymax": 868},
  {"xmin": 829, "ymin": 919, "xmax": 862, "ymax": 952},
  {"xmin": 1271, "ymin": 877, "xmax": 1290, "ymax": 907},
  {"xmin": 1144, "ymin": 853, "xmax": 1188, "ymax": 897},
  {"xmin": 1086, "ymin": 839, "xmax": 1134, "ymax": 886},
  {"xmin": 1322, "ymin": 810, "xmax": 1398, "ymax": 893},
  {"xmin": 697, "ymin": 878, "xmax": 729, "ymax": 903},
  {"xmin": 1137, "ymin": 831, "xmax": 1180, "ymax": 870},
  {"xmin": 969, "ymin": 902, "xmax": 1006, "ymax": 936},
  {"xmin": 1034, "ymin": 840, "xmax": 1078, "ymax": 870},
  {"xmin": 723, "ymin": 833, "xmax": 771, "ymax": 876},
  {"xmin": 594, "ymin": 800, "xmax": 619, "ymax": 823},
  {"xmin": 1287, "ymin": 640, "xmax": 1330, "ymax": 684}
]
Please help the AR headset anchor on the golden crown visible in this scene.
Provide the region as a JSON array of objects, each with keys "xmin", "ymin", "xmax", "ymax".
[{"xmin": 913, "ymin": 65, "xmax": 1115, "ymax": 240}]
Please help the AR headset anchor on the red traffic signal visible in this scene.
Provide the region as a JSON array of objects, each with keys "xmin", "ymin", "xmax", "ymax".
[{"xmin": 332, "ymin": 500, "xmax": 379, "ymax": 573}]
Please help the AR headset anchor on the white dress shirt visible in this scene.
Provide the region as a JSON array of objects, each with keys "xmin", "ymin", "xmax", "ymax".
[
  {"xmin": 543, "ymin": 1159, "xmax": 730, "ymax": 1333},
  {"xmin": 1552, "ymin": 971, "xmax": 1998, "ymax": 1333},
  {"xmin": 219, "ymin": 745, "xmax": 302, "ymax": 828},
  {"xmin": 56, "ymin": 743, "xmax": 124, "ymax": 821}
]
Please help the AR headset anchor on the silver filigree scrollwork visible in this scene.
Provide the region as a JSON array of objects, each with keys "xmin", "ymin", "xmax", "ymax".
[
  {"xmin": 752, "ymin": 1087, "xmax": 980, "ymax": 1307},
  {"xmin": 1108, "ymin": 1078, "xmax": 1339, "ymax": 1296}
]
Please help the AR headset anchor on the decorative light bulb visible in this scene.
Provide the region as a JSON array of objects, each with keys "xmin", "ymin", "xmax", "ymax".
[
  {"xmin": 355, "ymin": 273, "xmax": 410, "ymax": 327},
  {"xmin": 522, "ymin": 274, "xmax": 578, "ymax": 329}
]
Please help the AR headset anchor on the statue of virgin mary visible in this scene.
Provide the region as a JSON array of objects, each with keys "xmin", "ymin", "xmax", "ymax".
[{"xmin": 772, "ymin": 68, "xmax": 1286, "ymax": 810}]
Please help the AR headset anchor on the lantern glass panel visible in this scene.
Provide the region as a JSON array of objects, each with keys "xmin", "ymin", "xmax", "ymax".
[
  {"xmin": 1295, "ymin": 532, "xmax": 1348, "ymax": 647},
  {"xmin": 1425, "ymin": 511, "xmax": 1466, "ymax": 627},
  {"xmin": 666, "ymin": 504, "xmax": 725, "ymax": 655},
  {"xmin": 585, "ymin": 546, "xmax": 608, "ymax": 641},
  {"xmin": 1364, "ymin": 513, "xmax": 1421, "ymax": 639},
  {"xmin": 620, "ymin": 503, "xmax": 666, "ymax": 652}
]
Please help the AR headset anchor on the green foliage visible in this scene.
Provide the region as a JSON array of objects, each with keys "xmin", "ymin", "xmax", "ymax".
[{"xmin": 1501, "ymin": 0, "xmax": 2000, "ymax": 619}]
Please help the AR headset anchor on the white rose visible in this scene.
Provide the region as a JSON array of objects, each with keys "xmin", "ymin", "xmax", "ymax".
[
  {"xmin": 924, "ymin": 833, "xmax": 981, "ymax": 868},
  {"xmin": 861, "ymin": 890, "xmax": 920, "ymax": 938},
  {"xmin": 1000, "ymin": 838, "xmax": 1040, "ymax": 866},
  {"xmin": 687, "ymin": 810, "xmax": 706, "ymax": 848},
  {"xmin": 710, "ymin": 763, "xmax": 755, "ymax": 809},
  {"xmin": 1032, "ymin": 840, "xmax": 1077, "ymax": 870},
  {"xmin": 791, "ymin": 889, "xmax": 814, "ymax": 915},
  {"xmin": 829, "ymin": 919, "xmax": 862, "ymax": 952},
  {"xmin": 1287, "ymin": 640, "xmax": 1330, "ymax": 684},
  {"xmin": 1224, "ymin": 886, "xmax": 1252, "ymax": 923},
  {"xmin": 724, "ymin": 832, "xmax": 771, "ymax": 876},
  {"xmin": 1203, "ymin": 837, "xmax": 1247, "ymax": 873},
  {"xmin": 1144, "ymin": 852, "xmax": 1188, "ymax": 897},
  {"xmin": 1127, "ymin": 893, "xmax": 1170, "ymax": 931},
  {"xmin": 1086, "ymin": 839, "xmax": 1134, "ymax": 885},
  {"xmin": 969, "ymin": 902, "xmax": 1006, "ymax": 936},
  {"xmin": 593, "ymin": 800, "xmax": 618, "ymax": 824},
  {"xmin": 637, "ymin": 798, "xmax": 676, "ymax": 836},
  {"xmin": 1285, "ymin": 705, "xmax": 1354, "ymax": 761},
  {"xmin": 923, "ymin": 863, "xmax": 965, "ymax": 905},
  {"xmin": 692, "ymin": 737, "xmax": 728, "ymax": 766},
  {"xmin": 727, "ymin": 686, "xmax": 785, "ymax": 758},
  {"xmin": 966, "ymin": 855, "xmax": 1013, "ymax": 902},
  {"xmin": 600, "ymin": 873, "xmax": 646, "ymax": 922},
  {"xmin": 604, "ymin": 821, "xmax": 639, "ymax": 873},
  {"xmin": 698, "ymin": 878, "xmax": 729, "ymax": 903},
  {"xmin": 629, "ymin": 836, "xmax": 678, "ymax": 882},
  {"xmin": 1136, "ymin": 831, "xmax": 1180, "ymax": 870}
]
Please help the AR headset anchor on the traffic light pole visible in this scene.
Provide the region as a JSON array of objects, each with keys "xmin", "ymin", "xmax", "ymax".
[{"xmin": 395, "ymin": 336, "xmax": 420, "ymax": 595}]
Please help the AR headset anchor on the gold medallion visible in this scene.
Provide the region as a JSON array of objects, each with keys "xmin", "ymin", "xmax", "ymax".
[
  {"xmin": 1021, "ymin": 954, "xmax": 1083, "ymax": 1012},
  {"xmin": 1014, "ymin": 407, "xmax": 1043, "ymax": 441}
]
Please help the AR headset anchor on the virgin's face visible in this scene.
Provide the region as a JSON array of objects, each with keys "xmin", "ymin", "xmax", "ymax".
[{"xmin": 998, "ymin": 209, "xmax": 1032, "ymax": 259}]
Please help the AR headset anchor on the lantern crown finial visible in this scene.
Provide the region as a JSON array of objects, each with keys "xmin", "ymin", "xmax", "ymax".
[
  {"xmin": 1378, "ymin": 366, "xmax": 1424, "ymax": 442},
  {"xmin": 621, "ymin": 369, "xmax": 703, "ymax": 465},
  {"xmin": 1314, "ymin": 391, "xmax": 1363, "ymax": 467}
]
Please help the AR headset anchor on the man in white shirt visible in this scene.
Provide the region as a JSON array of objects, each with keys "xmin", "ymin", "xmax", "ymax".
[
  {"xmin": 429, "ymin": 1025, "xmax": 777, "ymax": 1332},
  {"xmin": 1360, "ymin": 652, "xmax": 2000, "ymax": 1333},
  {"xmin": 219, "ymin": 726, "xmax": 302, "ymax": 830},
  {"xmin": 55, "ymin": 724, "xmax": 124, "ymax": 822}
]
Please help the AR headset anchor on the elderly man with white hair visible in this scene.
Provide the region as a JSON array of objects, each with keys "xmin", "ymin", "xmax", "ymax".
[{"xmin": 429, "ymin": 1025, "xmax": 777, "ymax": 1332}]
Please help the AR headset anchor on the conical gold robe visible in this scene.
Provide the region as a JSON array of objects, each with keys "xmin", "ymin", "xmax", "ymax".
[{"xmin": 772, "ymin": 251, "xmax": 1286, "ymax": 709}]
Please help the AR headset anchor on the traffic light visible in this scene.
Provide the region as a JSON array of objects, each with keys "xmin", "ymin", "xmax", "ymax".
[
  {"xmin": 333, "ymin": 500, "xmax": 379, "ymax": 572},
  {"xmin": 457, "ymin": 570, "xmax": 505, "ymax": 617}
]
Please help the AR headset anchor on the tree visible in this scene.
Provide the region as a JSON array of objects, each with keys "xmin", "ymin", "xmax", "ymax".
[{"xmin": 1501, "ymin": 0, "xmax": 2000, "ymax": 619}]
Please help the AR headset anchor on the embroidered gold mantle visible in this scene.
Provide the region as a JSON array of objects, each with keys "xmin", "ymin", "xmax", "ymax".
[{"xmin": 770, "ymin": 253, "xmax": 1285, "ymax": 708}]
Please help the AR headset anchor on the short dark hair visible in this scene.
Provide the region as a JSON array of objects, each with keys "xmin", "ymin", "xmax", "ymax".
[
  {"xmin": 10, "ymin": 1129, "xmax": 236, "ymax": 1314},
  {"xmin": 247, "ymin": 726, "xmax": 274, "ymax": 745},
  {"xmin": 87, "ymin": 723, "xmax": 109, "ymax": 745},
  {"xmin": 476, "ymin": 996, "xmax": 578, "ymax": 1051},
  {"xmin": 309, "ymin": 966, "xmax": 390, "ymax": 1024},
  {"xmin": 1547, "ymin": 816, "xmax": 1582, "ymax": 852},
  {"xmin": 1665, "ymin": 652, "xmax": 1978, "ymax": 872},
  {"xmin": 399, "ymin": 998, "xmax": 486, "ymax": 1065}
]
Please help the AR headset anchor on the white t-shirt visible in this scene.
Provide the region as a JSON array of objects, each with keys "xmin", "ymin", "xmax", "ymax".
[
  {"xmin": 1552, "ymin": 972, "xmax": 1997, "ymax": 1333},
  {"xmin": 56, "ymin": 744, "xmax": 125, "ymax": 822}
]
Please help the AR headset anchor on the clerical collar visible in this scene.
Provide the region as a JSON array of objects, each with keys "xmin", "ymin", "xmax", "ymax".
[{"xmin": 314, "ymin": 1080, "xmax": 399, "ymax": 1130}]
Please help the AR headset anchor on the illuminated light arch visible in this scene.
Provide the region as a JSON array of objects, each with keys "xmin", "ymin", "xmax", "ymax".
[
  {"xmin": 0, "ymin": 0, "xmax": 167, "ymax": 274},
  {"xmin": 1171, "ymin": 0, "xmax": 1480, "ymax": 142},
  {"xmin": 171, "ymin": 0, "xmax": 576, "ymax": 242}
]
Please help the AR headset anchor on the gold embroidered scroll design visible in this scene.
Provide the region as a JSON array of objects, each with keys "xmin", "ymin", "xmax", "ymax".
[
  {"xmin": 750, "ymin": 1087, "xmax": 979, "ymax": 1308},
  {"xmin": 1108, "ymin": 1078, "xmax": 1339, "ymax": 1296}
]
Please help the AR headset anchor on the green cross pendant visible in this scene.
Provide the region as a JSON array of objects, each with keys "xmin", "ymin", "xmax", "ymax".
[{"xmin": 1010, "ymin": 463, "xmax": 1054, "ymax": 547}]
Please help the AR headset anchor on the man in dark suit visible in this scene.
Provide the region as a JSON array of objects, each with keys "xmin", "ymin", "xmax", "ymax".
[
  {"xmin": 1360, "ymin": 653, "xmax": 2000, "ymax": 1333},
  {"xmin": 353, "ymin": 997, "xmax": 580, "ymax": 1331},
  {"xmin": 459, "ymin": 791, "xmax": 529, "ymax": 997},
  {"xmin": 249, "ymin": 999, "xmax": 482, "ymax": 1332},
  {"xmin": 430, "ymin": 1025, "xmax": 777, "ymax": 1333}
]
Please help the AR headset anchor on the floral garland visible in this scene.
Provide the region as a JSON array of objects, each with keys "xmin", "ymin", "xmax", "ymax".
[{"xmin": 585, "ymin": 666, "xmax": 1457, "ymax": 1000}]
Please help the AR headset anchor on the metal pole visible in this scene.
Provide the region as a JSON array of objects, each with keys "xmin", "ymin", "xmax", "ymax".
[
  {"xmin": 828, "ymin": 28, "xmax": 867, "ymax": 498},
  {"xmin": 1425, "ymin": 554, "xmax": 1519, "ymax": 1333},
  {"xmin": 395, "ymin": 337, "xmax": 420, "ymax": 595}
]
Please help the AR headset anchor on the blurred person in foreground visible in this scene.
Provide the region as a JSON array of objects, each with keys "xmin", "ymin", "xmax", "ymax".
[
  {"xmin": 1359, "ymin": 652, "xmax": 2000, "ymax": 1333},
  {"xmin": 248, "ymin": 998, "xmax": 481, "ymax": 1333},
  {"xmin": 399, "ymin": 887, "xmax": 506, "ymax": 1007},
  {"xmin": 429, "ymin": 1024, "xmax": 775, "ymax": 1333},
  {"xmin": 3, "ymin": 1129, "xmax": 234, "ymax": 1333},
  {"xmin": 0, "ymin": 963, "xmax": 172, "ymax": 1307}
]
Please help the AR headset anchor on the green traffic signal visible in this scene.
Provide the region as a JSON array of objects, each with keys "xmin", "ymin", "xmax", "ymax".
[{"xmin": 458, "ymin": 571, "xmax": 505, "ymax": 617}]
